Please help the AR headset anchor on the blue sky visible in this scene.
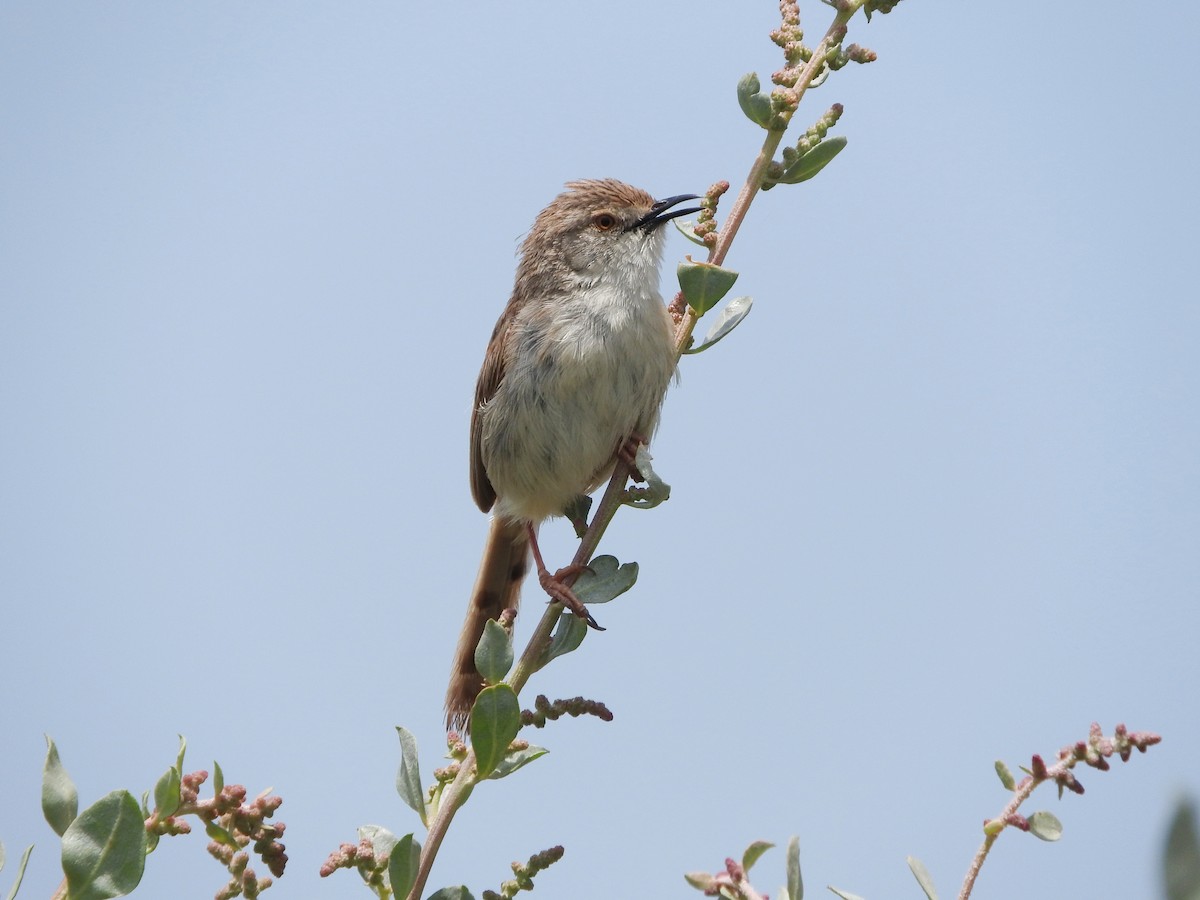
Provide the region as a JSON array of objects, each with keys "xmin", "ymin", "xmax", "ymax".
[{"xmin": 2, "ymin": 3, "xmax": 1197, "ymax": 899}]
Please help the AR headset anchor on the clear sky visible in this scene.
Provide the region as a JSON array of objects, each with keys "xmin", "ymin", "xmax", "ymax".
[{"xmin": 2, "ymin": 3, "xmax": 1197, "ymax": 899}]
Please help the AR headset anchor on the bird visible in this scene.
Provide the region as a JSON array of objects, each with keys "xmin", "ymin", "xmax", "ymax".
[{"xmin": 445, "ymin": 179, "xmax": 700, "ymax": 729}]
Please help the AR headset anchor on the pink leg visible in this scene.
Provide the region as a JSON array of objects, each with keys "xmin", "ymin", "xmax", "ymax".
[
  {"xmin": 526, "ymin": 523, "xmax": 604, "ymax": 631},
  {"xmin": 617, "ymin": 432, "xmax": 648, "ymax": 480}
]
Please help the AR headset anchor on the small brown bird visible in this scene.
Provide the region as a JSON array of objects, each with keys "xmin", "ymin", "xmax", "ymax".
[{"xmin": 445, "ymin": 179, "xmax": 699, "ymax": 728}]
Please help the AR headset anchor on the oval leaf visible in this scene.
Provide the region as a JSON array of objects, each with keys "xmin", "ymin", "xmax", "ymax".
[
  {"xmin": 1164, "ymin": 798, "xmax": 1200, "ymax": 900},
  {"xmin": 678, "ymin": 261, "xmax": 738, "ymax": 316},
  {"xmin": 685, "ymin": 872, "xmax": 717, "ymax": 892},
  {"xmin": 475, "ymin": 618, "xmax": 514, "ymax": 685},
  {"xmin": 737, "ymin": 72, "xmax": 773, "ymax": 128},
  {"xmin": 61, "ymin": 791, "xmax": 147, "ymax": 900},
  {"xmin": 394, "ymin": 726, "xmax": 427, "ymax": 826},
  {"xmin": 427, "ymin": 888, "xmax": 476, "ymax": 900},
  {"xmin": 387, "ymin": 833, "xmax": 421, "ymax": 900},
  {"xmin": 485, "ymin": 744, "xmax": 549, "ymax": 781},
  {"xmin": 994, "ymin": 760, "xmax": 1016, "ymax": 791},
  {"xmin": 358, "ymin": 825, "xmax": 398, "ymax": 864},
  {"xmin": 682, "ymin": 296, "xmax": 753, "ymax": 355},
  {"xmin": 540, "ymin": 609, "xmax": 588, "ymax": 667},
  {"xmin": 1028, "ymin": 810, "xmax": 1063, "ymax": 842},
  {"xmin": 778, "ymin": 136, "xmax": 847, "ymax": 185},
  {"xmin": 470, "ymin": 685, "xmax": 521, "ymax": 779},
  {"xmin": 672, "ymin": 218, "xmax": 708, "ymax": 246},
  {"xmin": 787, "ymin": 835, "xmax": 803, "ymax": 900},
  {"xmin": 42, "ymin": 736, "xmax": 79, "ymax": 837},
  {"xmin": 742, "ymin": 840, "xmax": 774, "ymax": 873},
  {"xmin": 152, "ymin": 767, "xmax": 181, "ymax": 819},
  {"xmin": 572, "ymin": 555, "xmax": 638, "ymax": 605},
  {"xmin": 907, "ymin": 856, "xmax": 938, "ymax": 900},
  {"xmin": 212, "ymin": 759, "xmax": 224, "ymax": 796}
]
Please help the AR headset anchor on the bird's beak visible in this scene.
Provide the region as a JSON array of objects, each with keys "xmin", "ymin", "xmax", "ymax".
[{"xmin": 631, "ymin": 193, "xmax": 703, "ymax": 231}]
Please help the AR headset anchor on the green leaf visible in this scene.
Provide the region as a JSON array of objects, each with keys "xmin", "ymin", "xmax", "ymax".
[
  {"xmin": 387, "ymin": 833, "xmax": 421, "ymax": 900},
  {"xmin": 685, "ymin": 872, "xmax": 717, "ymax": 892},
  {"xmin": 737, "ymin": 72, "xmax": 773, "ymax": 128},
  {"xmin": 787, "ymin": 835, "xmax": 803, "ymax": 900},
  {"xmin": 774, "ymin": 136, "xmax": 847, "ymax": 185},
  {"xmin": 427, "ymin": 887, "xmax": 476, "ymax": 900},
  {"xmin": 42, "ymin": 736, "xmax": 79, "ymax": 837},
  {"xmin": 827, "ymin": 889, "xmax": 865, "ymax": 900},
  {"xmin": 485, "ymin": 744, "xmax": 549, "ymax": 780},
  {"xmin": 741, "ymin": 840, "xmax": 774, "ymax": 873},
  {"xmin": 622, "ymin": 445, "xmax": 671, "ymax": 509},
  {"xmin": 682, "ymin": 296, "xmax": 753, "ymax": 355},
  {"xmin": 907, "ymin": 856, "xmax": 938, "ymax": 899},
  {"xmin": 1028, "ymin": 811, "xmax": 1063, "ymax": 842},
  {"xmin": 540, "ymin": 610, "xmax": 588, "ymax": 667},
  {"xmin": 994, "ymin": 760, "xmax": 1015, "ymax": 791},
  {"xmin": 173, "ymin": 735, "xmax": 186, "ymax": 774},
  {"xmin": 358, "ymin": 825, "xmax": 398, "ymax": 864},
  {"xmin": 470, "ymin": 685, "xmax": 521, "ymax": 779},
  {"xmin": 672, "ymin": 217, "xmax": 708, "ymax": 246},
  {"xmin": 205, "ymin": 820, "xmax": 238, "ymax": 847},
  {"xmin": 3, "ymin": 844, "xmax": 33, "ymax": 900},
  {"xmin": 678, "ymin": 261, "xmax": 738, "ymax": 316},
  {"xmin": 573, "ymin": 555, "xmax": 638, "ymax": 605},
  {"xmin": 475, "ymin": 618, "xmax": 514, "ymax": 685},
  {"xmin": 152, "ymin": 767, "xmax": 181, "ymax": 819},
  {"xmin": 212, "ymin": 759, "xmax": 224, "ymax": 797},
  {"xmin": 1164, "ymin": 798, "xmax": 1200, "ymax": 900},
  {"xmin": 61, "ymin": 791, "xmax": 147, "ymax": 900},
  {"xmin": 395, "ymin": 727, "xmax": 427, "ymax": 826}
]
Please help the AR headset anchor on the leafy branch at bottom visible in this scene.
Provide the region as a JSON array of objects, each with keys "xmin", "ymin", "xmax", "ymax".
[{"xmin": 683, "ymin": 723, "xmax": 1161, "ymax": 900}]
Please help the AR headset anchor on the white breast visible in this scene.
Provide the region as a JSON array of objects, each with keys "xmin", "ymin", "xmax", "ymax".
[{"xmin": 481, "ymin": 248, "xmax": 676, "ymax": 523}]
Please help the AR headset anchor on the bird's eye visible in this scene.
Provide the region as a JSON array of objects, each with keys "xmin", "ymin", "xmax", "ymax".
[{"xmin": 592, "ymin": 212, "xmax": 618, "ymax": 231}]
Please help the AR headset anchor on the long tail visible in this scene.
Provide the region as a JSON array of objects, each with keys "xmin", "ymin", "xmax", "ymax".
[{"xmin": 445, "ymin": 517, "xmax": 529, "ymax": 730}]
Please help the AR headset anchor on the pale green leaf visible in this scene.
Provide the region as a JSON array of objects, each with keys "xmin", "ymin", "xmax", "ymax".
[
  {"xmin": 470, "ymin": 685, "xmax": 521, "ymax": 779},
  {"xmin": 61, "ymin": 791, "xmax": 147, "ymax": 900},
  {"xmin": 907, "ymin": 856, "xmax": 938, "ymax": 899},
  {"xmin": 678, "ymin": 261, "xmax": 738, "ymax": 316},
  {"xmin": 672, "ymin": 218, "xmax": 708, "ymax": 246},
  {"xmin": 742, "ymin": 840, "xmax": 774, "ymax": 873},
  {"xmin": 475, "ymin": 618, "xmax": 514, "ymax": 685},
  {"xmin": 395, "ymin": 726, "xmax": 427, "ymax": 826},
  {"xmin": 685, "ymin": 872, "xmax": 717, "ymax": 892},
  {"xmin": 540, "ymin": 609, "xmax": 588, "ymax": 667},
  {"xmin": 1028, "ymin": 811, "xmax": 1063, "ymax": 842},
  {"xmin": 427, "ymin": 886, "xmax": 476, "ymax": 900},
  {"xmin": 573, "ymin": 555, "xmax": 638, "ymax": 605},
  {"xmin": 787, "ymin": 835, "xmax": 803, "ymax": 900},
  {"xmin": 994, "ymin": 760, "xmax": 1016, "ymax": 791},
  {"xmin": 152, "ymin": 767, "xmax": 181, "ymax": 819},
  {"xmin": 358, "ymin": 825, "xmax": 398, "ymax": 864},
  {"xmin": 737, "ymin": 72, "xmax": 773, "ymax": 128},
  {"xmin": 485, "ymin": 744, "xmax": 549, "ymax": 780},
  {"xmin": 682, "ymin": 296, "xmax": 753, "ymax": 355},
  {"xmin": 387, "ymin": 833, "xmax": 421, "ymax": 900},
  {"xmin": 1164, "ymin": 798, "xmax": 1200, "ymax": 900},
  {"xmin": 3, "ymin": 845, "xmax": 33, "ymax": 900},
  {"xmin": 774, "ymin": 136, "xmax": 847, "ymax": 185},
  {"xmin": 42, "ymin": 736, "xmax": 78, "ymax": 837}
]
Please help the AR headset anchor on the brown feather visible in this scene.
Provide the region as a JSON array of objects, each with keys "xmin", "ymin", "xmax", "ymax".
[{"xmin": 445, "ymin": 517, "xmax": 529, "ymax": 730}]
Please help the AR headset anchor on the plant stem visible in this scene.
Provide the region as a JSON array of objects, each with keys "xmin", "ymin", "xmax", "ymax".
[
  {"xmin": 957, "ymin": 770, "xmax": 1046, "ymax": 899},
  {"xmin": 407, "ymin": 7, "xmax": 868, "ymax": 898}
]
